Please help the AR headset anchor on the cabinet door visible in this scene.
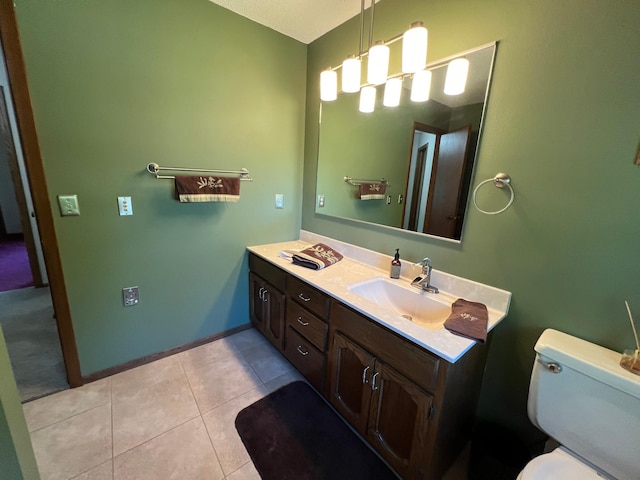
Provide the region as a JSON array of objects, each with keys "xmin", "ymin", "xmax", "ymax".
[
  {"xmin": 329, "ymin": 333, "xmax": 375, "ymax": 434},
  {"xmin": 263, "ymin": 284, "xmax": 285, "ymax": 350},
  {"xmin": 249, "ymin": 272, "xmax": 266, "ymax": 333},
  {"xmin": 367, "ymin": 362, "xmax": 433, "ymax": 479}
]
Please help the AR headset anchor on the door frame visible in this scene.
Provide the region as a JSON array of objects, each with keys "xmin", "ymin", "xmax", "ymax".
[{"xmin": 0, "ymin": 0, "xmax": 82, "ymax": 387}]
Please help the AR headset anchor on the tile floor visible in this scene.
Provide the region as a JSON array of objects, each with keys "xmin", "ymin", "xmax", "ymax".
[{"xmin": 23, "ymin": 328, "xmax": 304, "ymax": 480}]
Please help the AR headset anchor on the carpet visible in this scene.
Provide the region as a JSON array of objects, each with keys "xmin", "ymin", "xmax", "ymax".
[
  {"xmin": 0, "ymin": 239, "xmax": 34, "ymax": 292},
  {"xmin": 0, "ymin": 287, "xmax": 68, "ymax": 402},
  {"xmin": 235, "ymin": 381, "xmax": 398, "ymax": 480}
]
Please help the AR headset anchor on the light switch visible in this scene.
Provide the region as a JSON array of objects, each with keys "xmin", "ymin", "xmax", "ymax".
[
  {"xmin": 318, "ymin": 195, "xmax": 325, "ymax": 208},
  {"xmin": 118, "ymin": 196, "xmax": 133, "ymax": 216},
  {"xmin": 57, "ymin": 195, "xmax": 80, "ymax": 216},
  {"xmin": 275, "ymin": 194, "xmax": 284, "ymax": 209}
]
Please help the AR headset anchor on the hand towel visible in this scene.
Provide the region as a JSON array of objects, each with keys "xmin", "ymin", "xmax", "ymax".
[
  {"xmin": 358, "ymin": 183, "xmax": 386, "ymax": 200},
  {"xmin": 292, "ymin": 243, "xmax": 343, "ymax": 270},
  {"xmin": 444, "ymin": 299, "xmax": 489, "ymax": 343},
  {"xmin": 174, "ymin": 175, "xmax": 240, "ymax": 203}
]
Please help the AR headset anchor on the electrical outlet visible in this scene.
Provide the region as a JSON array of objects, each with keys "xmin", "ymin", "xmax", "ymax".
[
  {"xmin": 122, "ymin": 286, "xmax": 139, "ymax": 306},
  {"xmin": 275, "ymin": 194, "xmax": 284, "ymax": 209},
  {"xmin": 118, "ymin": 196, "xmax": 133, "ymax": 216},
  {"xmin": 57, "ymin": 195, "xmax": 80, "ymax": 216},
  {"xmin": 386, "ymin": 195, "xmax": 391, "ymax": 205},
  {"xmin": 318, "ymin": 195, "xmax": 325, "ymax": 208}
]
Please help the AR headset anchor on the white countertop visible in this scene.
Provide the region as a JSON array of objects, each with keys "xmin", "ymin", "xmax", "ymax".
[{"xmin": 248, "ymin": 231, "xmax": 511, "ymax": 363}]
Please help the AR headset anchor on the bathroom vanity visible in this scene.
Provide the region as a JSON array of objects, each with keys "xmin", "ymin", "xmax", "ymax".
[{"xmin": 247, "ymin": 233, "xmax": 510, "ymax": 480}]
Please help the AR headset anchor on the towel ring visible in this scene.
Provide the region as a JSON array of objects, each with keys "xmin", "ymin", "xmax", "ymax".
[{"xmin": 473, "ymin": 173, "xmax": 514, "ymax": 215}]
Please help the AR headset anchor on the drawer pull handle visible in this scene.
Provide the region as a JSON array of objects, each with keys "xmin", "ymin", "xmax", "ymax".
[
  {"xmin": 298, "ymin": 293, "xmax": 311, "ymax": 302},
  {"xmin": 371, "ymin": 372, "xmax": 380, "ymax": 391},
  {"xmin": 362, "ymin": 365, "xmax": 370, "ymax": 384},
  {"xmin": 258, "ymin": 287, "xmax": 265, "ymax": 300},
  {"xmin": 262, "ymin": 289, "xmax": 269, "ymax": 303},
  {"xmin": 297, "ymin": 317, "xmax": 309, "ymax": 326},
  {"xmin": 296, "ymin": 345, "xmax": 309, "ymax": 356}
]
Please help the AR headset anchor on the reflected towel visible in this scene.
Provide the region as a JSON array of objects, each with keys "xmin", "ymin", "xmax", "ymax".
[
  {"xmin": 444, "ymin": 299, "xmax": 488, "ymax": 343},
  {"xmin": 175, "ymin": 175, "xmax": 240, "ymax": 203},
  {"xmin": 292, "ymin": 243, "xmax": 343, "ymax": 270},
  {"xmin": 358, "ymin": 183, "xmax": 386, "ymax": 200}
]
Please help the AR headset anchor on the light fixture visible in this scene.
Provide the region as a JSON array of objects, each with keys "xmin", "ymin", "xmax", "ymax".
[
  {"xmin": 367, "ymin": 41, "xmax": 390, "ymax": 85},
  {"xmin": 383, "ymin": 77, "xmax": 402, "ymax": 107},
  {"xmin": 444, "ymin": 58, "xmax": 469, "ymax": 95},
  {"xmin": 359, "ymin": 86, "xmax": 376, "ymax": 113},
  {"xmin": 402, "ymin": 22, "xmax": 428, "ymax": 73},
  {"xmin": 410, "ymin": 69, "xmax": 432, "ymax": 102},
  {"xmin": 342, "ymin": 56, "xmax": 361, "ymax": 93},
  {"xmin": 320, "ymin": 68, "xmax": 337, "ymax": 101}
]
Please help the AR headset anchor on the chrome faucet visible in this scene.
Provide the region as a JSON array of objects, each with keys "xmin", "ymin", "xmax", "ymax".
[{"xmin": 411, "ymin": 258, "xmax": 439, "ymax": 294}]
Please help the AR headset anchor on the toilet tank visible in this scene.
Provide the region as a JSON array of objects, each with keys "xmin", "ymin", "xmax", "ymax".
[{"xmin": 528, "ymin": 329, "xmax": 640, "ymax": 480}]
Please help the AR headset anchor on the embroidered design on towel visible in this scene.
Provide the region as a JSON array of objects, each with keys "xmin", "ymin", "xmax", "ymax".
[
  {"xmin": 174, "ymin": 175, "xmax": 240, "ymax": 203},
  {"xmin": 358, "ymin": 182, "xmax": 386, "ymax": 200},
  {"xmin": 291, "ymin": 243, "xmax": 344, "ymax": 270},
  {"xmin": 443, "ymin": 299, "xmax": 489, "ymax": 343}
]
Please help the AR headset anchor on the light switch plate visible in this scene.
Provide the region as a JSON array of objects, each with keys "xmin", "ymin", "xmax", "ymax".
[
  {"xmin": 57, "ymin": 195, "xmax": 80, "ymax": 216},
  {"xmin": 118, "ymin": 196, "xmax": 133, "ymax": 216},
  {"xmin": 318, "ymin": 195, "xmax": 325, "ymax": 208},
  {"xmin": 275, "ymin": 194, "xmax": 284, "ymax": 209}
]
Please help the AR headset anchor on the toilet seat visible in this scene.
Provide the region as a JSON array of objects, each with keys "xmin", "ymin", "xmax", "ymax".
[{"xmin": 517, "ymin": 448, "xmax": 602, "ymax": 480}]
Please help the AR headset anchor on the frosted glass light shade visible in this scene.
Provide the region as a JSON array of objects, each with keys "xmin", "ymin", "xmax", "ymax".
[
  {"xmin": 410, "ymin": 69, "xmax": 432, "ymax": 102},
  {"xmin": 359, "ymin": 86, "xmax": 376, "ymax": 113},
  {"xmin": 342, "ymin": 56, "xmax": 362, "ymax": 93},
  {"xmin": 383, "ymin": 78, "xmax": 402, "ymax": 107},
  {"xmin": 444, "ymin": 58, "xmax": 469, "ymax": 95},
  {"xmin": 320, "ymin": 69, "xmax": 338, "ymax": 101},
  {"xmin": 367, "ymin": 42, "xmax": 390, "ymax": 85},
  {"xmin": 402, "ymin": 22, "xmax": 428, "ymax": 73}
]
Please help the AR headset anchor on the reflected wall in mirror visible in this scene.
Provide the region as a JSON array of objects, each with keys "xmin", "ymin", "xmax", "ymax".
[{"xmin": 315, "ymin": 43, "xmax": 497, "ymax": 242}]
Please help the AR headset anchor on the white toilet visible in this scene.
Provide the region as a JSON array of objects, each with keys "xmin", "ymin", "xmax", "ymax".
[{"xmin": 518, "ymin": 329, "xmax": 640, "ymax": 480}]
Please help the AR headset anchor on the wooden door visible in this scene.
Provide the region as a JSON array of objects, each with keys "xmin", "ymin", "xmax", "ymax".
[
  {"xmin": 263, "ymin": 284, "xmax": 285, "ymax": 350},
  {"xmin": 424, "ymin": 125, "xmax": 471, "ymax": 238},
  {"xmin": 367, "ymin": 362, "xmax": 433, "ymax": 479},
  {"xmin": 329, "ymin": 332, "xmax": 375, "ymax": 434}
]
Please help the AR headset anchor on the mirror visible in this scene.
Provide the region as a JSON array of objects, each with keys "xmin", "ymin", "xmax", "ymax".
[{"xmin": 315, "ymin": 43, "xmax": 497, "ymax": 242}]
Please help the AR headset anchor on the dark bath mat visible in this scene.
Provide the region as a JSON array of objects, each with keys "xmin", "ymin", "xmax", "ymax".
[{"xmin": 235, "ymin": 381, "xmax": 398, "ymax": 480}]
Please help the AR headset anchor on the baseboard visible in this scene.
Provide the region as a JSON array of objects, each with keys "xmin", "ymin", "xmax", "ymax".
[{"xmin": 82, "ymin": 323, "xmax": 253, "ymax": 384}]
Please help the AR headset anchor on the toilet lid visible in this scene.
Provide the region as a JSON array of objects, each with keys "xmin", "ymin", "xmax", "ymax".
[{"xmin": 519, "ymin": 448, "xmax": 602, "ymax": 480}]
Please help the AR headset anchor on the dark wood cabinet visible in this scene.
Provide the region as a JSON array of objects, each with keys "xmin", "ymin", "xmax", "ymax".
[
  {"xmin": 329, "ymin": 332, "xmax": 433, "ymax": 479},
  {"xmin": 248, "ymin": 251, "xmax": 491, "ymax": 480}
]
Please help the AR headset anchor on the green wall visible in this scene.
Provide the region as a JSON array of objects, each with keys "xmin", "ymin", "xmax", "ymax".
[
  {"xmin": 304, "ymin": 0, "xmax": 640, "ymax": 441},
  {"xmin": 14, "ymin": 0, "xmax": 307, "ymax": 375},
  {"xmin": 0, "ymin": 328, "xmax": 39, "ymax": 480}
]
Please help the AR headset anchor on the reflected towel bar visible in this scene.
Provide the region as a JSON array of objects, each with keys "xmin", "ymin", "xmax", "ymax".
[
  {"xmin": 344, "ymin": 176, "xmax": 389, "ymax": 187},
  {"xmin": 146, "ymin": 163, "xmax": 253, "ymax": 181}
]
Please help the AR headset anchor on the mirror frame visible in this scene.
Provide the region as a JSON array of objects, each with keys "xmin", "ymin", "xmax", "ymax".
[{"xmin": 314, "ymin": 41, "xmax": 498, "ymax": 244}]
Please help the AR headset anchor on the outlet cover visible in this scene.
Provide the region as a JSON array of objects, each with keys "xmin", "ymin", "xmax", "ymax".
[
  {"xmin": 122, "ymin": 286, "xmax": 139, "ymax": 306},
  {"xmin": 57, "ymin": 195, "xmax": 80, "ymax": 216},
  {"xmin": 318, "ymin": 195, "xmax": 325, "ymax": 208},
  {"xmin": 275, "ymin": 194, "xmax": 284, "ymax": 209}
]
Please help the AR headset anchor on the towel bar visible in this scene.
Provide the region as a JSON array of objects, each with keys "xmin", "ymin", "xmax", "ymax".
[
  {"xmin": 344, "ymin": 176, "xmax": 389, "ymax": 187},
  {"xmin": 146, "ymin": 163, "xmax": 253, "ymax": 181}
]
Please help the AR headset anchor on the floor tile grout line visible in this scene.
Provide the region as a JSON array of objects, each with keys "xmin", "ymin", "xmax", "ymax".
[{"xmin": 26, "ymin": 399, "xmax": 112, "ymax": 435}]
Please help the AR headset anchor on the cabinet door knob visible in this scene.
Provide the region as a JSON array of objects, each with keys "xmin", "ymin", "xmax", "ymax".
[
  {"xmin": 296, "ymin": 316, "xmax": 309, "ymax": 327},
  {"xmin": 298, "ymin": 293, "xmax": 311, "ymax": 302},
  {"xmin": 296, "ymin": 345, "xmax": 309, "ymax": 356},
  {"xmin": 371, "ymin": 372, "xmax": 380, "ymax": 391},
  {"xmin": 362, "ymin": 365, "xmax": 370, "ymax": 384}
]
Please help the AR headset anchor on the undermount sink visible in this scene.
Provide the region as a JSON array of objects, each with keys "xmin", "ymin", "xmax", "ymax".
[{"xmin": 347, "ymin": 277, "xmax": 452, "ymax": 329}]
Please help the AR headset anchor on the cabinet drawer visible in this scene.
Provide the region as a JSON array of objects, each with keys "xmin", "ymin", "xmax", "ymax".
[
  {"xmin": 286, "ymin": 300, "xmax": 328, "ymax": 351},
  {"xmin": 249, "ymin": 253, "xmax": 285, "ymax": 291},
  {"xmin": 284, "ymin": 326, "xmax": 326, "ymax": 391},
  {"xmin": 286, "ymin": 275, "xmax": 330, "ymax": 319}
]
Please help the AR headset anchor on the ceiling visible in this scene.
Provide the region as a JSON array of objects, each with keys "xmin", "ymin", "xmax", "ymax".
[{"xmin": 208, "ymin": 0, "xmax": 372, "ymax": 44}]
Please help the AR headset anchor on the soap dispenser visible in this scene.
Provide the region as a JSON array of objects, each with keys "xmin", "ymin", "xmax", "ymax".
[{"xmin": 390, "ymin": 249, "xmax": 401, "ymax": 279}]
